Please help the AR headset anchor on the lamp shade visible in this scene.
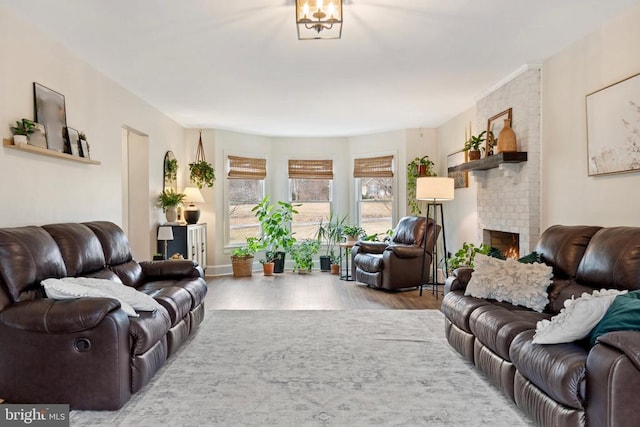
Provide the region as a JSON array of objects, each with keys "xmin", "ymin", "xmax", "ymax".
[
  {"xmin": 157, "ymin": 226, "xmax": 174, "ymax": 241},
  {"xmin": 183, "ymin": 186, "xmax": 205, "ymax": 204},
  {"xmin": 416, "ymin": 177, "xmax": 455, "ymax": 201}
]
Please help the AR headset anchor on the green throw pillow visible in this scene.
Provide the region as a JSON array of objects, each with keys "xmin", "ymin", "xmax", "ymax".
[
  {"xmin": 589, "ymin": 290, "xmax": 640, "ymax": 347},
  {"xmin": 518, "ymin": 251, "xmax": 541, "ymax": 264}
]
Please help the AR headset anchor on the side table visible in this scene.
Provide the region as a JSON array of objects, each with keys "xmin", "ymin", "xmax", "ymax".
[{"xmin": 339, "ymin": 242, "xmax": 355, "ymax": 281}]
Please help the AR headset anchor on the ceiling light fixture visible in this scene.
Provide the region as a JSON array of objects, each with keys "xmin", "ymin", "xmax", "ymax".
[{"xmin": 296, "ymin": 0, "xmax": 342, "ymax": 40}]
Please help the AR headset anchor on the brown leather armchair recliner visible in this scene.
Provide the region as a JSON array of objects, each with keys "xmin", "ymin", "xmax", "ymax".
[{"xmin": 351, "ymin": 216, "xmax": 440, "ymax": 290}]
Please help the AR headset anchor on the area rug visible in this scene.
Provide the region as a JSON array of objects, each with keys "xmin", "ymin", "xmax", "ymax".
[{"xmin": 71, "ymin": 310, "xmax": 533, "ymax": 426}]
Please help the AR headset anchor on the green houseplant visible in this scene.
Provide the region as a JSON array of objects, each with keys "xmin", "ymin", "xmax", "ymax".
[
  {"xmin": 252, "ymin": 196, "xmax": 298, "ymax": 273},
  {"xmin": 316, "ymin": 213, "xmax": 347, "ymax": 272},
  {"xmin": 343, "ymin": 225, "xmax": 365, "ymax": 243},
  {"xmin": 164, "ymin": 157, "xmax": 179, "ymax": 183},
  {"xmin": 291, "ymin": 239, "xmax": 320, "ymax": 274},
  {"xmin": 10, "ymin": 119, "xmax": 36, "ymax": 145},
  {"xmin": 230, "ymin": 237, "xmax": 261, "ymax": 277},
  {"xmin": 158, "ymin": 189, "xmax": 186, "ymax": 223},
  {"xmin": 189, "ymin": 160, "xmax": 215, "ymax": 189},
  {"xmin": 463, "ymin": 131, "xmax": 487, "ymax": 161},
  {"xmin": 448, "ymin": 242, "xmax": 490, "ymax": 272},
  {"xmin": 407, "ymin": 155, "xmax": 436, "ymax": 215}
]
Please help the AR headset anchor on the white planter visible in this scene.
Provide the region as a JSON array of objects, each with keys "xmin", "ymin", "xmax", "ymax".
[{"xmin": 13, "ymin": 135, "xmax": 28, "ymax": 146}]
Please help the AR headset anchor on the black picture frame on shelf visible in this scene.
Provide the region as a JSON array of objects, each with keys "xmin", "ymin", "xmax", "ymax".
[
  {"xmin": 79, "ymin": 139, "xmax": 90, "ymax": 159},
  {"xmin": 66, "ymin": 127, "xmax": 80, "ymax": 156},
  {"xmin": 33, "ymin": 82, "xmax": 68, "ymax": 154}
]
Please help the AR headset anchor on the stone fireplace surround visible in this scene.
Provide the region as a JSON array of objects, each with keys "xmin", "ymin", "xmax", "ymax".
[{"xmin": 473, "ymin": 67, "xmax": 541, "ymax": 255}]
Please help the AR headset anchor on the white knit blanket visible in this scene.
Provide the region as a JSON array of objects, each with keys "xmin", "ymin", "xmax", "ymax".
[{"xmin": 42, "ymin": 277, "xmax": 163, "ymax": 318}]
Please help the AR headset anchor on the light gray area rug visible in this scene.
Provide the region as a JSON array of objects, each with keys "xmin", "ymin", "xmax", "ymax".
[{"xmin": 71, "ymin": 310, "xmax": 533, "ymax": 427}]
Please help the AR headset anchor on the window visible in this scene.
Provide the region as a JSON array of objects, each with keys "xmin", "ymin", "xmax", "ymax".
[
  {"xmin": 288, "ymin": 159, "xmax": 333, "ymax": 240},
  {"xmin": 354, "ymin": 155, "xmax": 394, "ymax": 237},
  {"xmin": 227, "ymin": 155, "xmax": 266, "ymax": 246}
]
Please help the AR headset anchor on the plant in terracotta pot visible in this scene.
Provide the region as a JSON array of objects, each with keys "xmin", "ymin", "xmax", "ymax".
[
  {"xmin": 291, "ymin": 239, "xmax": 320, "ymax": 274},
  {"xmin": 343, "ymin": 225, "xmax": 365, "ymax": 244},
  {"xmin": 259, "ymin": 251, "xmax": 282, "ymax": 276},
  {"xmin": 230, "ymin": 237, "xmax": 260, "ymax": 277},
  {"xmin": 10, "ymin": 119, "xmax": 36, "ymax": 145},
  {"xmin": 407, "ymin": 156, "xmax": 436, "ymax": 215},
  {"xmin": 316, "ymin": 213, "xmax": 347, "ymax": 272},
  {"xmin": 158, "ymin": 189, "xmax": 186, "ymax": 223},
  {"xmin": 252, "ymin": 196, "xmax": 298, "ymax": 273},
  {"xmin": 464, "ymin": 131, "xmax": 486, "ymax": 161}
]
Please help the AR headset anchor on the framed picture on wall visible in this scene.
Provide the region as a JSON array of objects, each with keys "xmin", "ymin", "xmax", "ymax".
[
  {"xmin": 66, "ymin": 127, "xmax": 80, "ymax": 156},
  {"xmin": 27, "ymin": 122, "xmax": 48, "ymax": 148},
  {"xmin": 447, "ymin": 150, "xmax": 469, "ymax": 189},
  {"xmin": 33, "ymin": 82, "xmax": 68, "ymax": 153},
  {"xmin": 586, "ymin": 72, "xmax": 640, "ymax": 176},
  {"xmin": 486, "ymin": 108, "xmax": 512, "ymax": 155}
]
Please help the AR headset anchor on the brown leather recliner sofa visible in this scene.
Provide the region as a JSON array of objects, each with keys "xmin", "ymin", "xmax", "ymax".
[
  {"xmin": 0, "ymin": 221, "xmax": 208, "ymax": 410},
  {"xmin": 442, "ymin": 225, "xmax": 640, "ymax": 427},
  {"xmin": 351, "ymin": 216, "xmax": 440, "ymax": 290}
]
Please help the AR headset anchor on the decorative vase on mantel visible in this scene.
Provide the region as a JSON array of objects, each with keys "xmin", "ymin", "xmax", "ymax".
[
  {"xmin": 165, "ymin": 206, "xmax": 178, "ymax": 223},
  {"xmin": 468, "ymin": 150, "xmax": 481, "ymax": 161},
  {"xmin": 497, "ymin": 119, "xmax": 517, "ymax": 153}
]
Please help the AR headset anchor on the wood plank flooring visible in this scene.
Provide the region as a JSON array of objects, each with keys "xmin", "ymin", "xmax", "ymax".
[{"xmin": 204, "ymin": 271, "xmax": 443, "ymax": 310}]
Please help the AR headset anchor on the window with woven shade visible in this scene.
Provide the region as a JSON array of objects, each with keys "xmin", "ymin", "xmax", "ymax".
[
  {"xmin": 354, "ymin": 155, "xmax": 395, "ymax": 237},
  {"xmin": 288, "ymin": 159, "xmax": 334, "ymax": 240},
  {"xmin": 227, "ymin": 155, "xmax": 266, "ymax": 246}
]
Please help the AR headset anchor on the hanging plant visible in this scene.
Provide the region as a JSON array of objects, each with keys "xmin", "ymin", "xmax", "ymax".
[
  {"xmin": 407, "ymin": 156, "xmax": 436, "ymax": 215},
  {"xmin": 189, "ymin": 130, "xmax": 215, "ymax": 189}
]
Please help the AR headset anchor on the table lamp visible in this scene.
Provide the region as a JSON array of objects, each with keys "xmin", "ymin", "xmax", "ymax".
[
  {"xmin": 182, "ymin": 186, "xmax": 205, "ymax": 224},
  {"xmin": 157, "ymin": 226, "xmax": 174, "ymax": 260}
]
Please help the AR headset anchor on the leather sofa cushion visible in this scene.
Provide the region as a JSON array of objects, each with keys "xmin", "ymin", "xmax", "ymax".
[
  {"xmin": 138, "ymin": 278, "xmax": 208, "ymax": 310},
  {"xmin": 535, "ymin": 225, "xmax": 601, "ymax": 279},
  {"xmin": 353, "ymin": 253, "xmax": 383, "ymax": 273},
  {"xmin": 43, "ymin": 223, "xmax": 106, "ymax": 277},
  {"xmin": 0, "ymin": 226, "xmax": 66, "ymax": 303},
  {"xmin": 141, "ymin": 286, "xmax": 192, "ymax": 327},
  {"xmin": 441, "ymin": 291, "xmax": 493, "ymax": 334},
  {"xmin": 469, "ymin": 304, "xmax": 550, "ymax": 361},
  {"xmin": 110, "ymin": 260, "xmax": 144, "ymax": 288},
  {"xmin": 545, "ymin": 280, "xmax": 595, "ymax": 315},
  {"xmin": 510, "ymin": 330, "xmax": 587, "ymax": 410},
  {"xmin": 84, "ymin": 222, "xmax": 133, "ymax": 266},
  {"xmin": 129, "ymin": 308, "xmax": 171, "ymax": 356},
  {"xmin": 576, "ymin": 227, "xmax": 640, "ymax": 291}
]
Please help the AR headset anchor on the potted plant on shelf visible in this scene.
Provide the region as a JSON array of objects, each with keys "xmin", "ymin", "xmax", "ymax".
[
  {"xmin": 252, "ymin": 196, "xmax": 298, "ymax": 273},
  {"xmin": 343, "ymin": 225, "xmax": 365, "ymax": 244},
  {"xmin": 291, "ymin": 239, "xmax": 320, "ymax": 274},
  {"xmin": 231, "ymin": 237, "xmax": 261, "ymax": 277},
  {"xmin": 316, "ymin": 213, "xmax": 347, "ymax": 272},
  {"xmin": 158, "ymin": 189, "xmax": 186, "ymax": 223},
  {"xmin": 407, "ymin": 156, "xmax": 437, "ymax": 215},
  {"xmin": 464, "ymin": 130, "xmax": 487, "ymax": 161},
  {"xmin": 9, "ymin": 119, "xmax": 36, "ymax": 145}
]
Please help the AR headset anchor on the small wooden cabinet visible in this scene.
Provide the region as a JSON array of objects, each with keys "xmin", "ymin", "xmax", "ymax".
[{"xmin": 157, "ymin": 223, "xmax": 207, "ymax": 270}]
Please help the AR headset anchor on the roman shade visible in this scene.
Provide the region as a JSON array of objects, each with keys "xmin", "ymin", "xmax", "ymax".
[
  {"xmin": 227, "ymin": 156, "xmax": 266, "ymax": 179},
  {"xmin": 288, "ymin": 159, "xmax": 333, "ymax": 179},
  {"xmin": 353, "ymin": 155, "xmax": 394, "ymax": 178}
]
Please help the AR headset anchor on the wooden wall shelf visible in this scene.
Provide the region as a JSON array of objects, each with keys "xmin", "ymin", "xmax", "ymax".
[
  {"xmin": 448, "ymin": 152, "xmax": 527, "ymax": 173},
  {"xmin": 3, "ymin": 139, "xmax": 101, "ymax": 165}
]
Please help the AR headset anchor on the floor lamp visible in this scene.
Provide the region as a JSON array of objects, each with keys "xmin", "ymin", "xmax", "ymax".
[{"xmin": 416, "ymin": 177, "xmax": 454, "ymax": 298}]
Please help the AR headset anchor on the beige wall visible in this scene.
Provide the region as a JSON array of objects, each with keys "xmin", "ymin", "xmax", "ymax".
[
  {"xmin": 0, "ymin": 4, "xmax": 186, "ymax": 257},
  {"xmin": 541, "ymin": 3, "xmax": 640, "ymax": 228}
]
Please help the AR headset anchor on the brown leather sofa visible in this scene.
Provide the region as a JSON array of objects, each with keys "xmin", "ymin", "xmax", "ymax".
[
  {"xmin": 442, "ymin": 225, "xmax": 640, "ymax": 427},
  {"xmin": 0, "ymin": 221, "xmax": 208, "ymax": 410},
  {"xmin": 351, "ymin": 216, "xmax": 439, "ymax": 290}
]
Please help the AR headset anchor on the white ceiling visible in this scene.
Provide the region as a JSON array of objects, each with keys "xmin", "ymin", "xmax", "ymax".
[{"xmin": 3, "ymin": 0, "xmax": 640, "ymax": 137}]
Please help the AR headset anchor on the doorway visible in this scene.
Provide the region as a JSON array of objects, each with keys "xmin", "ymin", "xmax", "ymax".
[{"xmin": 122, "ymin": 127, "xmax": 150, "ymax": 261}]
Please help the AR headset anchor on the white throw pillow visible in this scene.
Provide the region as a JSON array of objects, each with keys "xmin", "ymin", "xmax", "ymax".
[
  {"xmin": 464, "ymin": 254, "xmax": 552, "ymax": 312},
  {"xmin": 43, "ymin": 278, "xmax": 138, "ymax": 317},
  {"xmin": 60, "ymin": 277, "xmax": 162, "ymax": 313},
  {"xmin": 532, "ymin": 288, "xmax": 627, "ymax": 344}
]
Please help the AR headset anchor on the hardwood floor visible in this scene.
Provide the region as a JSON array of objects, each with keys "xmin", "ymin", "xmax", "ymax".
[{"xmin": 204, "ymin": 272, "xmax": 444, "ymax": 310}]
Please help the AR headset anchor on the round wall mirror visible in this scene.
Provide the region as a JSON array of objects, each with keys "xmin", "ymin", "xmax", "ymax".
[{"xmin": 163, "ymin": 151, "xmax": 177, "ymax": 192}]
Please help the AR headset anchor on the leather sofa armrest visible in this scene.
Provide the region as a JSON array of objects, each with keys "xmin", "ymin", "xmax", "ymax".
[
  {"xmin": 0, "ymin": 298, "xmax": 122, "ymax": 333},
  {"xmin": 444, "ymin": 267, "xmax": 474, "ymax": 293},
  {"xmin": 597, "ymin": 331, "xmax": 640, "ymax": 371},
  {"xmin": 140, "ymin": 260, "xmax": 204, "ymax": 280},
  {"xmin": 354, "ymin": 241, "xmax": 388, "ymax": 254},
  {"xmin": 385, "ymin": 245, "xmax": 423, "ymax": 259}
]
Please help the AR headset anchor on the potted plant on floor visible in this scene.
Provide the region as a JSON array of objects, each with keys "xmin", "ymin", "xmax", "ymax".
[
  {"xmin": 464, "ymin": 131, "xmax": 487, "ymax": 161},
  {"xmin": 158, "ymin": 189, "xmax": 186, "ymax": 223},
  {"xmin": 343, "ymin": 225, "xmax": 365, "ymax": 244},
  {"xmin": 291, "ymin": 239, "xmax": 320, "ymax": 274},
  {"xmin": 252, "ymin": 196, "xmax": 298, "ymax": 273},
  {"xmin": 407, "ymin": 155, "xmax": 437, "ymax": 215},
  {"xmin": 231, "ymin": 237, "xmax": 261, "ymax": 277},
  {"xmin": 259, "ymin": 251, "xmax": 281, "ymax": 276},
  {"xmin": 316, "ymin": 213, "xmax": 347, "ymax": 272},
  {"xmin": 9, "ymin": 119, "xmax": 36, "ymax": 145}
]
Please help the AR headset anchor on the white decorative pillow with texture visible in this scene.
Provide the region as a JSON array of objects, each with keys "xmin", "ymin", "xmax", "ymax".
[
  {"xmin": 43, "ymin": 278, "xmax": 138, "ymax": 317},
  {"xmin": 60, "ymin": 277, "xmax": 163, "ymax": 313},
  {"xmin": 532, "ymin": 288, "xmax": 627, "ymax": 344},
  {"xmin": 464, "ymin": 254, "xmax": 552, "ymax": 312}
]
